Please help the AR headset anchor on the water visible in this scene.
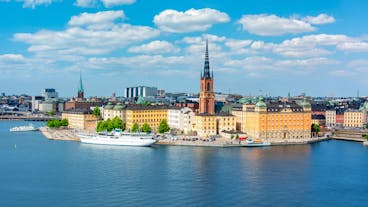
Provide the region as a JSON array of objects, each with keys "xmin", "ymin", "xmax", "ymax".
[{"xmin": 1, "ymin": 121, "xmax": 368, "ymax": 207}]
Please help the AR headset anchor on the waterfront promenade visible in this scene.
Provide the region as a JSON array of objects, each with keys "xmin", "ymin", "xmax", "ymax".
[
  {"xmin": 39, "ymin": 127, "xmax": 80, "ymax": 141},
  {"xmin": 39, "ymin": 127, "xmax": 330, "ymax": 147}
]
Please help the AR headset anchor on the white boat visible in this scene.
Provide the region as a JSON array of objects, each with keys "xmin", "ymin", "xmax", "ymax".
[
  {"xmin": 78, "ymin": 129, "xmax": 158, "ymax": 147},
  {"xmin": 242, "ymin": 138, "xmax": 271, "ymax": 147},
  {"xmin": 10, "ymin": 124, "xmax": 38, "ymax": 132}
]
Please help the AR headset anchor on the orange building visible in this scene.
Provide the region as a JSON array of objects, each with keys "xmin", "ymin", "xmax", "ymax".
[{"xmin": 234, "ymin": 97, "xmax": 312, "ymax": 141}]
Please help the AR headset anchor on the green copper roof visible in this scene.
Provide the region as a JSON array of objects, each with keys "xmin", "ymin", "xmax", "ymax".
[
  {"xmin": 78, "ymin": 71, "xmax": 84, "ymax": 93},
  {"xmin": 239, "ymin": 97, "xmax": 252, "ymax": 104},
  {"xmin": 104, "ymin": 102, "xmax": 114, "ymax": 109},
  {"xmin": 255, "ymin": 96, "xmax": 266, "ymax": 108},
  {"xmin": 113, "ymin": 102, "xmax": 124, "ymax": 110},
  {"xmin": 137, "ymin": 95, "xmax": 144, "ymax": 104},
  {"xmin": 300, "ymin": 96, "xmax": 311, "ymax": 108}
]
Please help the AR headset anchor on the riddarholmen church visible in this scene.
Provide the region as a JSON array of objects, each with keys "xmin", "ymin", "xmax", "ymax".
[{"xmin": 193, "ymin": 40, "xmax": 236, "ymax": 137}]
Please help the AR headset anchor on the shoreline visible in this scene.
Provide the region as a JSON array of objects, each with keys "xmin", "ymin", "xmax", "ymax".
[{"xmin": 38, "ymin": 127, "xmax": 362, "ymax": 147}]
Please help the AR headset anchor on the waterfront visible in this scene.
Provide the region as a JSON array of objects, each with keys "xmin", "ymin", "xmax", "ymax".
[{"xmin": 1, "ymin": 121, "xmax": 368, "ymax": 207}]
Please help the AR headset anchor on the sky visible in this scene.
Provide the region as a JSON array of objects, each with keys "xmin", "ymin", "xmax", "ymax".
[{"xmin": 1, "ymin": 0, "xmax": 368, "ymax": 97}]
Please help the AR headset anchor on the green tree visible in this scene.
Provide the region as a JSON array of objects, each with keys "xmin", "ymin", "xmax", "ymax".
[
  {"xmin": 366, "ymin": 124, "xmax": 368, "ymax": 130},
  {"xmin": 311, "ymin": 124, "xmax": 320, "ymax": 137},
  {"xmin": 131, "ymin": 123, "xmax": 139, "ymax": 132},
  {"xmin": 141, "ymin": 122, "xmax": 152, "ymax": 133},
  {"xmin": 60, "ymin": 118, "xmax": 68, "ymax": 127},
  {"xmin": 46, "ymin": 119, "xmax": 62, "ymax": 128},
  {"xmin": 46, "ymin": 120, "xmax": 55, "ymax": 127},
  {"xmin": 112, "ymin": 116, "xmax": 124, "ymax": 130},
  {"xmin": 105, "ymin": 118, "xmax": 114, "ymax": 132},
  {"xmin": 158, "ymin": 119, "xmax": 170, "ymax": 133},
  {"xmin": 93, "ymin": 107, "xmax": 101, "ymax": 119},
  {"xmin": 366, "ymin": 134, "xmax": 368, "ymax": 141},
  {"xmin": 97, "ymin": 120, "xmax": 104, "ymax": 132},
  {"xmin": 47, "ymin": 110, "xmax": 55, "ymax": 116}
]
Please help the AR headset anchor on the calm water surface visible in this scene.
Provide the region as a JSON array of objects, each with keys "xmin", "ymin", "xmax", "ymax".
[{"xmin": 1, "ymin": 121, "xmax": 368, "ymax": 207}]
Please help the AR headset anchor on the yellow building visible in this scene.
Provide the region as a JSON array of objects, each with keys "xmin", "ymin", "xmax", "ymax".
[
  {"xmin": 217, "ymin": 113, "xmax": 236, "ymax": 133},
  {"xmin": 344, "ymin": 110, "xmax": 364, "ymax": 128},
  {"xmin": 194, "ymin": 115, "xmax": 217, "ymax": 137},
  {"xmin": 193, "ymin": 113, "xmax": 236, "ymax": 138},
  {"xmin": 125, "ymin": 105, "xmax": 169, "ymax": 131},
  {"xmin": 236, "ymin": 97, "xmax": 311, "ymax": 141},
  {"xmin": 61, "ymin": 110, "xmax": 98, "ymax": 131}
]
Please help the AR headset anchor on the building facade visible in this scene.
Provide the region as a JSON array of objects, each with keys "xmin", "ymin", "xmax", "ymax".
[
  {"xmin": 325, "ymin": 110, "xmax": 336, "ymax": 127},
  {"xmin": 102, "ymin": 102, "xmax": 126, "ymax": 121},
  {"xmin": 42, "ymin": 88, "xmax": 58, "ymax": 100},
  {"xmin": 125, "ymin": 105, "xmax": 169, "ymax": 131},
  {"xmin": 343, "ymin": 110, "xmax": 364, "ymax": 128},
  {"xmin": 62, "ymin": 110, "xmax": 98, "ymax": 131},
  {"xmin": 168, "ymin": 107, "xmax": 195, "ymax": 134},
  {"xmin": 239, "ymin": 97, "xmax": 312, "ymax": 141},
  {"xmin": 124, "ymin": 86, "xmax": 158, "ymax": 98}
]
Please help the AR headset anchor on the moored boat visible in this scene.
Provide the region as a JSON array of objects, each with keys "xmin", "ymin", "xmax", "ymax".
[
  {"xmin": 242, "ymin": 138, "xmax": 271, "ymax": 147},
  {"xmin": 10, "ymin": 124, "xmax": 38, "ymax": 132},
  {"xmin": 77, "ymin": 129, "xmax": 157, "ymax": 147}
]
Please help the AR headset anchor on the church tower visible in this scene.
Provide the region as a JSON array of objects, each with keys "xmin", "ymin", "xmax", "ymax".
[
  {"xmin": 199, "ymin": 40, "xmax": 215, "ymax": 115},
  {"xmin": 77, "ymin": 71, "xmax": 84, "ymax": 99}
]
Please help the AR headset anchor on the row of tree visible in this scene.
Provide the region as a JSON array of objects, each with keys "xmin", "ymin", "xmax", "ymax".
[
  {"xmin": 46, "ymin": 119, "xmax": 68, "ymax": 128},
  {"xmin": 131, "ymin": 119, "xmax": 170, "ymax": 133},
  {"xmin": 97, "ymin": 117, "xmax": 125, "ymax": 132}
]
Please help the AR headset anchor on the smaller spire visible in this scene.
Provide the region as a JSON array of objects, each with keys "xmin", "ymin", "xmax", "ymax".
[{"xmin": 78, "ymin": 70, "xmax": 84, "ymax": 93}]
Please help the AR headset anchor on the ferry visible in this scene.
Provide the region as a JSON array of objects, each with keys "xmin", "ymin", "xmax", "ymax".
[
  {"xmin": 77, "ymin": 129, "xmax": 158, "ymax": 147},
  {"xmin": 241, "ymin": 138, "xmax": 271, "ymax": 147},
  {"xmin": 10, "ymin": 124, "xmax": 39, "ymax": 132}
]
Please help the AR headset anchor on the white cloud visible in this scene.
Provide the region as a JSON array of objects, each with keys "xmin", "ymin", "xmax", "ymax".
[
  {"xmin": 2, "ymin": 0, "xmax": 58, "ymax": 8},
  {"xmin": 225, "ymin": 39, "xmax": 253, "ymax": 50},
  {"xmin": 74, "ymin": 0, "xmax": 97, "ymax": 8},
  {"xmin": 0, "ymin": 54, "xmax": 26, "ymax": 63},
  {"xmin": 14, "ymin": 12, "xmax": 160, "ymax": 56},
  {"xmin": 74, "ymin": 0, "xmax": 135, "ymax": 8},
  {"xmin": 153, "ymin": 8, "xmax": 230, "ymax": 33},
  {"xmin": 238, "ymin": 14, "xmax": 315, "ymax": 36},
  {"xmin": 330, "ymin": 70, "xmax": 356, "ymax": 77},
  {"xmin": 337, "ymin": 42, "xmax": 368, "ymax": 52},
  {"xmin": 128, "ymin": 40, "xmax": 180, "ymax": 54},
  {"xmin": 101, "ymin": 0, "xmax": 135, "ymax": 7},
  {"xmin": 304, "ymin": 14, "xmax": 335, "ymax": 25},
  {"xmin": 238, "ymin": 14, "xmax": 336, "ymax": 36},
  {"xmin": 68, "ymin": 10, "xmax": 125, "ymax": 29}
]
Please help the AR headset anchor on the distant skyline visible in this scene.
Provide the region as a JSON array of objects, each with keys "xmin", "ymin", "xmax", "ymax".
[{"xmin": 1, "ymin": 0, "xmax": 368, "ymax": 97}]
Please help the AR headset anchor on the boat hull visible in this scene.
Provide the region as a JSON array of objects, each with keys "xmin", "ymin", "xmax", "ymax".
[
  {"xmin": 78, "ymin": 134, "xmax": 157, "ymax": 147},
  {"xmin": 242, "ymin": 142, "xmax": 271, "ymax": 147}
]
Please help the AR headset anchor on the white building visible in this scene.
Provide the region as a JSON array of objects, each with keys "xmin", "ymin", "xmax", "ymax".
[
  {"xmin": 38, "ymin": 101, "xmax": 56, "ymax": 113},
  {"xmin": 102, "ymin": 102, "xmax": 126, "ymax": 121},
  {"xmin": 42, "ymin": 88, "xmax": 58, "ymax": 100},
  {"xmin": 31, "ymin": 96, "xmax": 45, "ymax": 112},
  {"xmin": 124, "ymin": 86, "xmax": 157, "ymax": 98},
  {"xmin": 168, "ymin": 107, "xmax": 195, "ymax": 134},
  {"xmin": 325, "ymin": 110, "xmax": 336, "ymax": 128}
]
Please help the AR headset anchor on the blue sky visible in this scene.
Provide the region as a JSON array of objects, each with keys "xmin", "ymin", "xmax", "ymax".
[{"xmin": 1, "ymin": 0, "xmax": 368, "ymax": 97}]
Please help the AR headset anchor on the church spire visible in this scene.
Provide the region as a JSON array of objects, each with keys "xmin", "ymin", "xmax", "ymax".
[
  {"xmin": 202, "ymin": 39, "xmax": 211, "ymax": 79},
  {"xmin": 77, "ymin": 70, "xmax": 84, "ymax": 99},
  {"xmin": 78, "ymin": 70, "xmax": 84, "ymax": 93}
]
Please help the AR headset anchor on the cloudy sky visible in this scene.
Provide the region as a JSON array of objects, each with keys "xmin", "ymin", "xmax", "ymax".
[{"xmin": 1, "ymin": 0, "xmax": 368, "ymax": 97}]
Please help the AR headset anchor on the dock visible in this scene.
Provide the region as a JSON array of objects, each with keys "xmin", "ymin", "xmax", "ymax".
[{"xmin": 39, "ymin": 127, "xmax": 80, "ymax": 142}]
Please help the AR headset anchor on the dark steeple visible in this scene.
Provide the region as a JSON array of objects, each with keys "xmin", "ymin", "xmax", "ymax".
[
  {"xmin": 202, "ymin": 39, "xmax": 212, "ymax": 79},
  {"xmin": 77, "ymin": 70, "xmax": 84, "ymax": 99}
]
